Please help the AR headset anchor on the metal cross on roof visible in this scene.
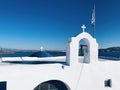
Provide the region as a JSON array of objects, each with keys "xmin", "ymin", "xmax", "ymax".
[{"xmin": 81, "ymin": 24, "xmax": 86, "ymax": 32}]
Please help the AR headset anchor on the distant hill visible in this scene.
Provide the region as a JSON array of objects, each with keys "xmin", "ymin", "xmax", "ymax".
[
  {"xmin": 0, "ymin": 51, "xmax": 6, "ymax": 54},
  {"xmin": 99, "ymin": 47, "xmax": 120, "ymax": 52}
]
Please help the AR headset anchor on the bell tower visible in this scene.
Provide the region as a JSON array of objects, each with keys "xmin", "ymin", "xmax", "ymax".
[{"xmin": 66, "ymin": 25, "xmax": 98, "ymax": 65}]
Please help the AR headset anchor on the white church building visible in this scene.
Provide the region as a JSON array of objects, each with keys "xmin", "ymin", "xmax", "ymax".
[{"xmin": 0, "ymin": 25, "xmax": 120, "ymax": 90}]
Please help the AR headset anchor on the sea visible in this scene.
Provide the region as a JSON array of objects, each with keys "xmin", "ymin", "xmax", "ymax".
[
  {"xmin": 99, "ymin": 51, "xmax": 120, "ymax": 60},
  {"xmin": 0, "ymin": 51, "xmax": 120, "ymax": 60}
]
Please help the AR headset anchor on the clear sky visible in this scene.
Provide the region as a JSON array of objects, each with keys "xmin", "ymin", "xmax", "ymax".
[{"xmin": 0, "ymin": 0, "xmax": 119, "ymax": 50}]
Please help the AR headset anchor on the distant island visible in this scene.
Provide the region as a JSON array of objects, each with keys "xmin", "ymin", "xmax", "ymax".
[
  {"xmin": 99, "ymin": 47, "xmax": 120, "ymax": 52},
  {"xmin": 0, "ymin": 48, "xmax": 35, "ymax": 54},
  {"xmin": 0, "ymin": 50, "xmax": 14, "ymax": 54}
]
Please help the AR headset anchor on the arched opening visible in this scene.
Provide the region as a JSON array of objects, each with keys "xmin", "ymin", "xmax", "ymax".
[
  {"xmin": 79, "ymin": 38, "xmax": 90, "ymax": 63},
  {"xmin": 66, "ymin": 32, "xmax": 98, "ymax": 65},
  {"xmin": 79, "ymin": 39, "xmax": 87, "ymax": 56},
  {"xmin": 34, "ymin": 80, "xmax": 69, "ymax": 90}
]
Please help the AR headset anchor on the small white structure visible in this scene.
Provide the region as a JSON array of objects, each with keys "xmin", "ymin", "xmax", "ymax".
[
  {"xmin": 66, "ymin": 24, "xmax": 98, "ymax": 65},
  {"xmin": 40, "ymin": 46, "xmax": 43, "ymax": 51},
  {"xmin": 0, "ymin": 25, "xmax": 120, "ymax": 90}
]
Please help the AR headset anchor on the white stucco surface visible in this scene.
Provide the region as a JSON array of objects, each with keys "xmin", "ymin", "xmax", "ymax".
[
  {"xmin": 0, "ymin": 57, "xmax": 120, "ymax": 90},
  {"xmin": 1, "ymin": 56, "xmax": 66, "ymax": 62}
]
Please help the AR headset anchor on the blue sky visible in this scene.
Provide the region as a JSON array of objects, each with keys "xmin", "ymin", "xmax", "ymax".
[{"xmin": 0, "ymin": 0, "xmax": 119, "ymax": 50}]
